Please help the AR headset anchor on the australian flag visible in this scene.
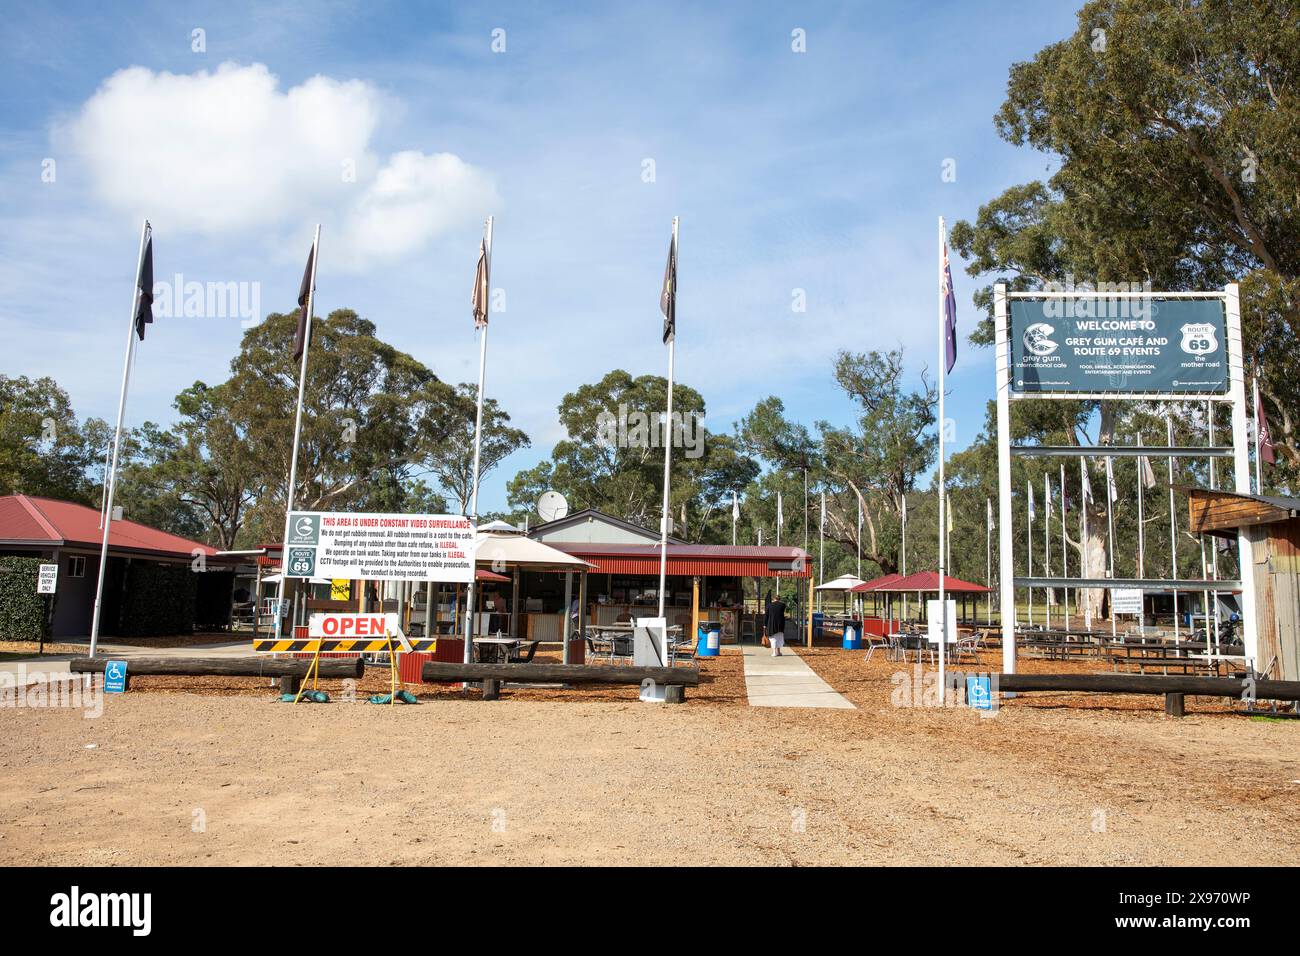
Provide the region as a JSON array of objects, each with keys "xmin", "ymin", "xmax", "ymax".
[{"xmin": 940, "ymin": 220, "xmax": 957, "ymax": 373}]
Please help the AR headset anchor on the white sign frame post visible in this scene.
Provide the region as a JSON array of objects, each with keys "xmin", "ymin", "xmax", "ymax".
[{"xmin": 994, "ymin": 283, "xmax": 1257, "ymax": 674}]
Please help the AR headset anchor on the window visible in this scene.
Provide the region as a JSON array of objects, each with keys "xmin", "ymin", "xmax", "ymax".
[{"xmin": 67, "ymin": 555, "xmax": 86, "ymax": 578}]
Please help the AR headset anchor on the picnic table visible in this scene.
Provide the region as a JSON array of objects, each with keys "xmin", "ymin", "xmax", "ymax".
[{"xmin": 473, "ymin": 635, "xmax": 530, "ymax": 664}]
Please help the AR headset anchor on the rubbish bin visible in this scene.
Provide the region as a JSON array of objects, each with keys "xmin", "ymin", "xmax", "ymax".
[
  {"xmin": 697, "ymin": 622, "xmax": 721, "ymax": 657},
  {"xmin": 813, "ymin": 612, "xmax": 825, "ymax": 638},
  {"xmin": 842, "ymin": 622, "xmax": 862, "ymax": 650}
]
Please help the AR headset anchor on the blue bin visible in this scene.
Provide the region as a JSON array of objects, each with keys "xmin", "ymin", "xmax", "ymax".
[
  {"xmin": 842, "ymin": 623, "xmax": 861, "ymax": 650},
  {"xmin": 812, "ymin": 612, "xmax": 825, "ymax": 638},
  {"xmin": 696, "ymin": 623, "xmax": 721, "ymax": 657}
]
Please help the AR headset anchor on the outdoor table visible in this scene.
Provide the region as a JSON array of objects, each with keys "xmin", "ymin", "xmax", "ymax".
[{"xmin": 473, "ymin": 635, "xmax": 520, "ymax": 664}]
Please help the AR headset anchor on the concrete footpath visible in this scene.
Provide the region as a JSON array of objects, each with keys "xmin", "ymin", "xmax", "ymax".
[{"xmin": 741, "ymin": 644, "xmax": 855, "ymax": 709}]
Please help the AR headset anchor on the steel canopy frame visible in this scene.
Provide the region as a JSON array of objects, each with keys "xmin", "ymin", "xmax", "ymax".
[{"xmin": 993, "ymin": 283, "xmax": 1258, "ymax": 674}]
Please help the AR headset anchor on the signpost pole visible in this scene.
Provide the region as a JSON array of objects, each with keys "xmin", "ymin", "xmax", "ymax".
[
  {"xmin": 995, "ymin": 283, "xmax": 1016, "ymax": 673},
  {"xmin": 1224, "ymin": 283, "xmax": 1259, "ymax": 668},
  {"xmin": 1167, "ymin": 414, "xmax": 1180, "ymax": 642}
]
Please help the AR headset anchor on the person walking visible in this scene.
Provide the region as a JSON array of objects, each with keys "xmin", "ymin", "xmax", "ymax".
[{"xmin": 765, "ymin": 592, "xmax": 788, "ymax": 657}]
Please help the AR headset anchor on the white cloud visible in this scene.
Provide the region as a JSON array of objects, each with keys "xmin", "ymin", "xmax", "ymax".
[{"xmin": 58, "ymin": 62, "xmax": 497, "ymax": 268}]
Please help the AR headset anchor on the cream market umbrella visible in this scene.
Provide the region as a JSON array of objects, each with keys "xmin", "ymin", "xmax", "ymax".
[
  {"xmin": 815, "ymin": 573, "xmax": 867, "ymax": 616},
  {"xmin": 473, "ymin": 523, "xmax": 592, "ymax": 571},
  {"xmin": 815, "ymin": 574, "xmax": 866, "ymax": 591}
]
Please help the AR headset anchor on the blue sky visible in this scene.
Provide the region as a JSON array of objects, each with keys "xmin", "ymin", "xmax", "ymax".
[{"xmin": 0, "ymin": 0, "xmax": 1080, "ymax": 514}]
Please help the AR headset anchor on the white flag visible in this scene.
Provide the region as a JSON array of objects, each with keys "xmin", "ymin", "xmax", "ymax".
[
  {"xmin": 732, "ymin": 490, "xmax": 740, "ymax": 522},
  {"xmin": 1028, "ymin": 480, "xmax": 1035, "ymax": 521},
  {"xmin": 820, "ymin": 491, "xmax": 826, "ymax": 531},
  {"xmin": 1081, "ymin": 458, "xmax": 1093, "ymax": 503},
  {"xmin": 1044, "ymin": 474, "xmax": 1052, "ymax": 519},
  {"xmin": 986, "ymin": 496, "xmax": 993, "ymax": 528},
  {"xmin": 1105, "ymin": 456, "xmax": 1118, "ymax": 502},
  {"xmin": 776, "ymin": 491, "xmax": 783, "ymax": 527}
]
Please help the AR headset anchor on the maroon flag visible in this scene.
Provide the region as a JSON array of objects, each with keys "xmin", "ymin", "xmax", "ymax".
[
  {"xmin": 1257, "ymin": 384, "xmax": 1276, "ymax": 465},
  {"xmin": 293, "ymin": 243, "xmax": 316, "ymax": 362}
]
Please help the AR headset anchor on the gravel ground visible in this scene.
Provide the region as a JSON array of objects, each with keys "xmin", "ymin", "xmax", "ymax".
[{"xmin": 1, "ymin": 645, "xmax": 1296, "ymax": 866}]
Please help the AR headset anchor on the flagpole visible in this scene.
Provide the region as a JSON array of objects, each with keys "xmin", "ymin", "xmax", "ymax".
[
  {"xmin": 817, "ymin": 490, "xmax": 824, "ymax": 613},
  {"xmin": 274, "ymin": 224, "xmax": 321, "ymax": 643},
  {"xmin": 463, "ymin": 215, "xmax": 493, "ymax": 664},
  {"xmin": 900, "ymin": 494, "xmax": 907, "ymax": 624},
  {"xmin": 1044, "ymin": 473, "xmax": 1051, "ymax": 627},
  {"xmin": 1253, "ymin": 374, "xmax": 1263, "ymax": 494},
  {"xmin": 856, "ymin": 498, "xmax": 862, "ymax": 617},
  {"xmin": 1106, "ymin": 455, "xmax": 1116, "ymax": 639},
  {"xmin": 657, "ymin": 217, "xmax": 678, "ymax": 623},
  {"xmin": 1060, "ymin": 462, "xmax": 1068, "ymax": 628},
  {"xmin": 1168, "ymin": 414, "xmax": 1179, "ymax": 642},
  {"xmin": 1027, "ymin": 479, "xmax": 1033, "ymax": 627},
  {"xmin": 1207, "ymin": 401, "xmax": 1220, "ymax": 652},
  {"xmin": 1137, "ymin": 435, "xmax": 1146, "ymax": 580},
  {"xmin": 89, "ymin": 218, "xmax": 150, "ymax": 659},
  {"xmin": 986, "ymin": 497, "xmax": 992, "ymax": 626},
  {"xmin": 732, "ymin": 491, "xmax": 737, "ymax": 546},
  {"xmin": 1080, "ymin": 457, "xmax": 1091, "ymax": 630},
  {"xmin": 1136, "ymin": 437, "xmax": 1146, "ymax": 638},
  {"xmin": 936, "ymin": 216, "xmax": 947, "ymax": 704}
]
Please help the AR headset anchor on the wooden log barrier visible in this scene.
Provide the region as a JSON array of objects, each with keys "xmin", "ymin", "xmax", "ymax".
[
  {"xmin": 989, "ymin": 672, "xmax": 1300, "ymax": 699},
  {"xmin": 420, "ymin": 661, "xmax": 699, "ymax": 689},
  {"xmin": 963, "ymin": 672, "xmax": 1300, "ymax": 718},
  {"xmin": 70, "ymin": 656, "xmax": 365, "ymax": 680}
]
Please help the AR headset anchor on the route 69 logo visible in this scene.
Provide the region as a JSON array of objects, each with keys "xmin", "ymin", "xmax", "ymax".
[
  {"xmin": 1179, "ymin": 323, "xmax": 1219, "ymax": 355},
  {"xmin": 288, "ymin": 547, "xmax": 316, "ymax": 576}
]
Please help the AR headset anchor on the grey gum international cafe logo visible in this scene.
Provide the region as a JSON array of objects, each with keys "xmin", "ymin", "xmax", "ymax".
[
  {"xmin": 1022, "ymin": 322, "xmax": 1058, "ymax": 356},
  {"xmin": 289, "ymin": 513, "xmax": 319, "ymax": 545}
]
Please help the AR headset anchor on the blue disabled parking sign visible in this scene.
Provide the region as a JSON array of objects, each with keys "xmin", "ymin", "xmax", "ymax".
[
  {"xmin": 104, "ymin": 660, "xmax": 128, "ymax": 694},
  {"xmin": 966, "ymin": 675, "xmax": 993, "ymax": 711}
]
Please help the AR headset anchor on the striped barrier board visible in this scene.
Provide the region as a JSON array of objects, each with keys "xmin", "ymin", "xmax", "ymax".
[
  {"xmin": 253, "ymin": 637, "xmax": 437, "ymax": 654},
  {"xmin": 255, "ymin": 613, "xmax": 429, "ymax": 654}
]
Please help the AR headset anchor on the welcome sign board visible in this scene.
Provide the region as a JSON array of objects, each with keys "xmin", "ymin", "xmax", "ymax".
[{"xmin": 1009, "ymin": 298, "xmax": 1228, "ymax": 394}]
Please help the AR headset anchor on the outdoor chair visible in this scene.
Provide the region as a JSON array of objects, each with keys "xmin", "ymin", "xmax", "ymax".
[
  {"xmin": 864, "ymin": 631, "xmax": 891, "ymax": 662},
  {"xmin": 585, "ymin": 635, "xmax": 608, "ymax": 661},
  {"xmin": 508, "ymin": 640, "xmax": 540, "ymax": 664},
  {"xmin": 669, "ymin": 635, "xmax": 697, "ymax": 666},
  {"xmin": 609, "ymin": 634, "xmax": 634, "ymax": 663}
]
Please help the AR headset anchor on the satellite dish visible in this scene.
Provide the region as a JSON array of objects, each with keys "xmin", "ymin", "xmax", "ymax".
[{"xmin": 537, "ymin": 491, "xmax": 569, "ymax": 523}]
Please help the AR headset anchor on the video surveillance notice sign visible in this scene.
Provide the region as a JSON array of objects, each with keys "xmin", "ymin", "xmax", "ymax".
[
  {"xmin": 1009, "ymin": 298, "xmax": 1228, "ymax": 394},
  {"xmin": 283, "ymin": 512, "xmax": 476, "ymax": 582}
]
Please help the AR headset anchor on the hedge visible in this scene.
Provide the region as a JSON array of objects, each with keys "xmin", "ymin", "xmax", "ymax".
[
  {"xmin": 116, "ymin": 562, "xmax": 198, "ymax": 637},
  {"xmin": 0, "ymin": 556, "xmax": 50, "ymax": 641}
]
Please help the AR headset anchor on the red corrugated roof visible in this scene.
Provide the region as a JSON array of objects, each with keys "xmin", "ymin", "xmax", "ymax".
[
  {"xmin": 0, "ymin": 494, "xmax": 220, "ymax": 558},
  {"xmin": 850, "ymin": 572, "xmax": 905, "ymax": 592},
  {"xmin": 547, "ymin": 541, "xmax": 812, "ymax": 578},
  {"xmin": 867, "ymin": 571, "xmax": 990, "ymax": 593}
]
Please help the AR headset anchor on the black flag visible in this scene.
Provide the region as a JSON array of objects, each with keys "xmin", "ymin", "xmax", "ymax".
[
  {"xmin": 134, "ymin": 230, "xmax": 154, "ymax": 340},
  {"xmin": 293, "ymin": 243, "xmax": 316, "ymax": 362},
  {"xmin": 659, "ymin": 232, "xmax": 676, "ymax": 344}
]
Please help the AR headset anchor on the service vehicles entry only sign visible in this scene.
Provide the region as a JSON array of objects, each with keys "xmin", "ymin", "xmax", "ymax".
[
  {"xmin": 1009, "ymin": 298, "xmax": 1228, "ymax": 394},
  {"xmin": 283, "ymin": 512, "xmax": 475, "ymax": 582}
]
